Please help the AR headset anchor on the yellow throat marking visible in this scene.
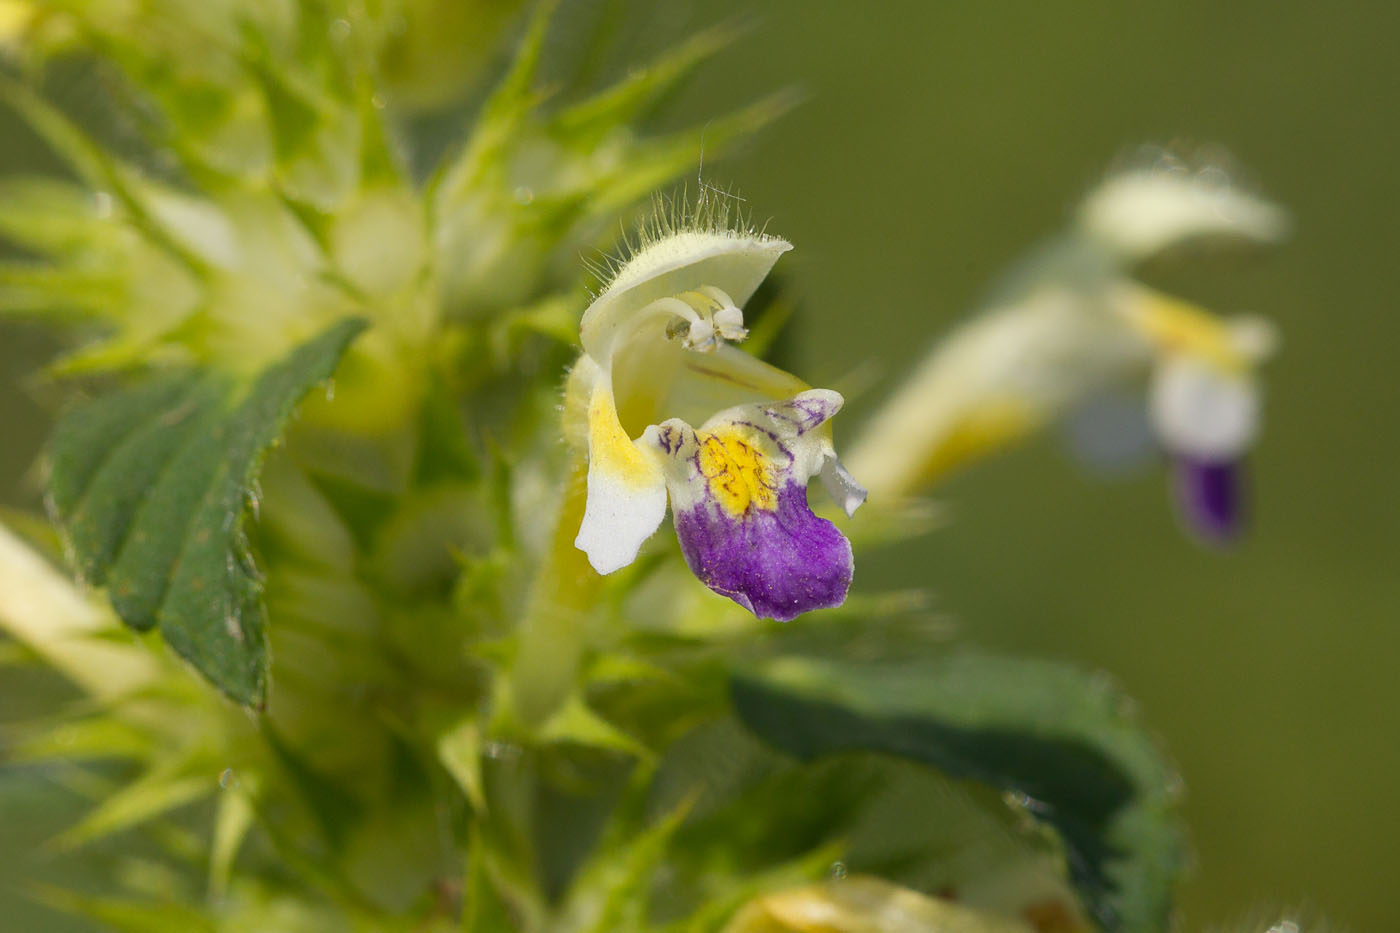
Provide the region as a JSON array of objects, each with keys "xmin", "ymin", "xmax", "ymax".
[
  {"xmin": 587, "ymin": 382, "xmax": 658, "ymax": 484},
  {"xmin": 697, "ymin": 429, "xmax": 779, "ymax": 516}
]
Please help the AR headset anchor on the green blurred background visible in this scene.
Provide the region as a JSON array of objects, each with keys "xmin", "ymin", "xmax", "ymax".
[{"xmin": 3, "ymin": 1, "xmax": 1397, "ymax": 929}]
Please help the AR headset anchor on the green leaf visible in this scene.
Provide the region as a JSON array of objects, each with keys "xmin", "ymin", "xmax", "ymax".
[
  {"xmin": 541, "ymin": 90, "xmax": 798, "ymax": 223},
  {"xmin": 0, "ymin": 176, "xmax": 108, "ymax": 256},
  {"xmin": 536, "ymin": 695, "xmax": 652, "ymax": 759},
  {"xmin": 0, "ymin": 260, "xmax": 126, "ymax": 317},
  {"xmin": 304, "ymin": 469, "xmax": 399, "ymax": 554},
  {"xmin": 431, "ymin": 0, "xmax": 559, "ymax": 207},
  {"xmin": 415, "ymin": 375, "xmax": 481, "ymax": 486},
  {"xmin": 14, "ymin": 716, "xmax": 159, "ymax": 764},
  {"xmin": 30, "ymin": 885, "xmax": 217, "ymax": 933},
  {"xmin": 209, "ymin": 774, "xmax": 258, "ymax": 899},
  {"xmin": 34, "ymin": 0, "xmax": 272, "ymax": 181},
  {"xmin": 244, "ymin": 51, "xmax": 361, "ymax": 211},
  {"xmin": 0, "ymin": 77, "xmax": 216, "ymax": 278},
  {"xmin": 437, "ymin": 717, "xmax": 488, "ymax": 813},
  {"xmin": 48, "ymin": 318, "xmax": 367, "ymax": 706},
  {"xmin": 554, "ymin": 24, "xmax": 740, "ymax": 144},
  {"xmin": 556, "ymin": 794, "xmax": 692, "ymax": 933},
  {"xmin": 664, "ymin": 843, "xmax": 846, "ymax": 933},
  {"xmin": 260, "ymin": 723, "xmax": 362, "ymax": 849},
  {"xmin": 53, "ymin": 760, "xmax": 214, "ymax": 850},
  {"xmin": 730, "ymin": 653, "xmax": 1186, "ymax": 933},
  {"xmin": 463, "ymin": 822, "xmax": 531, "ymax": 933}
]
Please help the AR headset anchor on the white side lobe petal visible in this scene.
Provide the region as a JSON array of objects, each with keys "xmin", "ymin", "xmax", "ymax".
[
  {"xmin": 820, "ymin": 452, "xmax": 868, "ymax": 517},
  {"xmin": 576, "ymin": 460, "xmax": 667, "ymax": 575},
  {"xmin": 574, "ymin": 377, "xmax": 667, "ymax": 575}
]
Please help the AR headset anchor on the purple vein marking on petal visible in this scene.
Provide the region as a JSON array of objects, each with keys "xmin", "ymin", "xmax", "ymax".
[
  {"xmin": 1174, "ymin": 456, "xmax": 1244, "ymax": 543},
  {"xmin": 732, "ymin": 421, "xmax": 793, "ymax": 462},
  {"xmin": 673, "ymin": 481, "xmax": 853, "ymax": 622},
  {"xmin": 764, "ymin": 407, "xmax": 805, "ymax": 432},
  {"xmin": 764, "ymin": 397, "xmax": 829, "ymax": 434}
]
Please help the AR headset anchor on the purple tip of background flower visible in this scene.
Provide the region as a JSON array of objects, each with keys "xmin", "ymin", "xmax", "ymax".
[
  {"xmin": 673, "ymin": 482, "xmax": 853, "ymax": 622},
  {"xmin": 1173, "ymin": 456, "xmax": 1244, "ymax": 543}
]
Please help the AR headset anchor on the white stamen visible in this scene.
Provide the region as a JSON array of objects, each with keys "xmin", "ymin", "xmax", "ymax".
[
  {"xmin": 634, "ymin": 296, "xmax": 709, "ymax": 351},
  {"xmin": 713, "ymin": 304, "xmax": 748, "ymax": 341},
  {"xmin": 683, "ymin": 317, "xmax": 717, "ymax": 352},
  {"xmin": 696, "ymin": 285, "xmax": 749, "ymax": 341},
  {"xmin": 647, "ymin": 288, "xmax": 751, "ymax": 353}
]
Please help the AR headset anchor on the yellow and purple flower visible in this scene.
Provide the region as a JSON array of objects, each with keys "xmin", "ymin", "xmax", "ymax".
[{"xmin": 565, "ymin": 205, "xmax": 864, "ymax": 620}]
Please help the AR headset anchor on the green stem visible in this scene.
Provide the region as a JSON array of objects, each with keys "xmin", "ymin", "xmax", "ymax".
[{"xmin": 507, "ymin": 460, "xmax": 603, "ymax": 729}]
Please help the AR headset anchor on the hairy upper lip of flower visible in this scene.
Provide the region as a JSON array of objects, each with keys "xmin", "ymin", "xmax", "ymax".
[{"xmin": 565, "ymin": 212, "xmax": 865, "ymax": 621}]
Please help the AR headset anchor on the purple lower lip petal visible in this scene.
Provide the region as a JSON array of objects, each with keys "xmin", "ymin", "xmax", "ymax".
[
  {"xmin": 673, "ymin": 481, "xmax": 853, "ymax": 622},
  {"xmin": 1173, "ymin": 456, "xmax": 1244, "ymax": 543}
]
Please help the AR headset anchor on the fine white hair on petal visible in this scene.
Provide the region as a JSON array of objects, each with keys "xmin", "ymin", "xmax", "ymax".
[
  {"xmin": 1077, "ymin": 149, "xmax": 1290, "ymax": 262},
  {"xmin": 589, "ymin": 188, "xmax": 780, "ymax": 294},
  {"xmin": 1149, "ymin": 356, "xmax": 1260, "ymax": 460},
  {"xmin": 574, "ymin": 459, "xmax": 668, "ymax": 575},
  {"xmin": 578, "ymin": 192, "xmax": 791, "ymax": 363},
  {"xmin": 604, "ymin": 230, "xmax": 790, "ymax": 299}
]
